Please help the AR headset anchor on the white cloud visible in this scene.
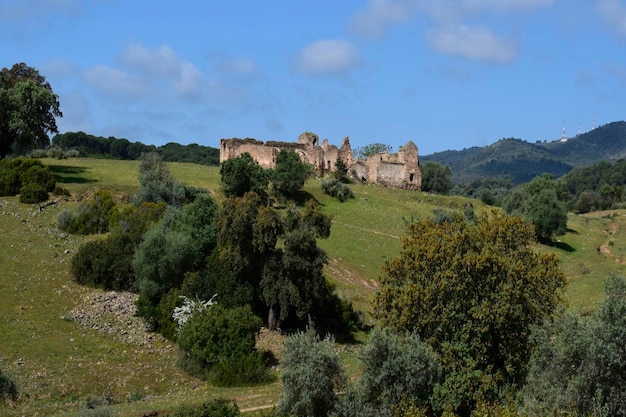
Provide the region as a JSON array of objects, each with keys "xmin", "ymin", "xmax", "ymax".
[
  {"xmin": 596, "ymin": 0, "xmax": 626, "ymax": 37},
  {"xmin": 349, "ymin": 0, "xmax": 554, "ymax": 36},
  {"xmin": 460, "ymin": 0, "xmax": 554, "ymax": 13},
  {"xmin": 427, "ymin": 25, "xmax": 517, "ymax": 63},
  {"xmin": 118, "ymin": 44, "xmax": 181, "ymax": 76},
  {"xmin": 177, "ymin": 62, "xmax": 204, "ymax": 97},
  {"xmin": 217, "ymin": 57, "xmax": 261, "ymax": 78},
  {"xmin": 349, "ymin": 0, "xmax": 419, "ymax": 38},
  {"xmin": 83, "ymin": 65, "xmax": 148, "ymax": 99},
  {"xmin": 296, "ymin": 40, "xmax": 362, "ymax": 77},
  {"xmin": 0, "ymin": 0, "xmax": 80, "ymax": 23},
  {"xmin": 118, "ymin": 43, "xmax": 204, "ymax": 97}
]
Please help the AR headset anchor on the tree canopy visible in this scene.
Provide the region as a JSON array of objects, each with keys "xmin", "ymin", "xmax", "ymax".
[
  {"xmin": 502, "ymin": 174, "xmax": 568, "ymax": 241},
  {"xmin": 220, "ymin": 152, "xmax": 268, "ymax": 197},
  {"xmin": 270, "ymin": 149, "xmax": 312, "ymax": 197},
  {"xmin": 0, "ymin": 63, "xmax": 62, "ymax": 158},
  {"xmin": 354, "ymin": 143, "xmax": 393, "ymax": 160},
  {"xmin": 420, "ymin": 161, "xmax": 453, "ymax": 194},
  {"xmin": 373, "ymin": 211, "xmax": 566, "ymax": 414}
]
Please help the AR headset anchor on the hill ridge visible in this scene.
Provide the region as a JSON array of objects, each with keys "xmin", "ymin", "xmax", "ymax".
[{"xmin": 422, "ymin": 120, "xmax": 626, "ymax": 184}]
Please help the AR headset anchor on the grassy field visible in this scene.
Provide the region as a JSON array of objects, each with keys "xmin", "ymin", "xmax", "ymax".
[{"xmin": 1, "ymin": 157, "xmax": 624, "ymax": 415}]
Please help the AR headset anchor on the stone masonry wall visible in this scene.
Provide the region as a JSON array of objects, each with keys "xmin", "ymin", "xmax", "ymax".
[{"xmin": 220, "ymin": 134, "xmax": 421, "ymax": 191}]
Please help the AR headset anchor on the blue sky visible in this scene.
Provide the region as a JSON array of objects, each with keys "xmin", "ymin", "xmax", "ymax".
[{"xmin": 2, "ymin": 0, "xmax": 626, "ymax": 155}]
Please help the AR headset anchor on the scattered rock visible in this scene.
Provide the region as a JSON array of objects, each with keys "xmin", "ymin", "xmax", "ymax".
[{"xmin": 70, "ymin": 290, "xmax": 169, "ymax": 348}]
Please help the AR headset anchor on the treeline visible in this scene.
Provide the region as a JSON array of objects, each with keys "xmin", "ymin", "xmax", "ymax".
[
  {"xmin": 52, "ymin": 131, "xmax": 220, "ymax": 165},
  {"xmin": 456, "ymin": 158, "xmax": 626, "ymax": 215}
]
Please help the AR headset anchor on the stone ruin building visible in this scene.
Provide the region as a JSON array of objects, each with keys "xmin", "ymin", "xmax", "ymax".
[{"xmin": 219, "ymin": 132, "xmax": 421, "ymax": 191}]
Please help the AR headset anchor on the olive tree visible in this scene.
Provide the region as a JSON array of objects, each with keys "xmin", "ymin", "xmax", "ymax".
[{"xmin": 278, "ymin": 329, "xmax": 346, "ymax": 417}]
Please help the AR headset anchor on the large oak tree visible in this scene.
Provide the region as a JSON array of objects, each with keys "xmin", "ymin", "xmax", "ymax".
[
  {"xmin": 0, "ymin": 63, "xmax": 62, "ymax": 158},
  {"xmin": 373, "ymin": 211, "xmax": 566, "ymax": 415}
]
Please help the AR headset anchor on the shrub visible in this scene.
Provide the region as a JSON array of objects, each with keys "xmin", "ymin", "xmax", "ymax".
[
  {"xmin": 166, "ymin": 398, "xmax": 241, "ymax": 417},
  {"xmin": 321, "ymin": 178, "xmax": 354, "ymax": 202},
  {"xmin": 21, "ymin": 163, "xmax": 55, "ymax": 191},
  {"xmin": 208, "ymin": 352, "xmax": 274, "ymax": 387},
  {"xmin": 19, "ymin": 182, "xmax": 48, "ymax": 203},
  {"xmin": 133, "ymin": 226, "xmax": 197, "ymax": 302},
  {"xmin": 71, "ymin": 235, "xmax": 136, "ymax": 291},
  {"xmin": 278, "ymin": 329, "xmax": 346, "ymax": 417},
  {"xmin": 0, "ymin": 368, "xmax": 18, "ymax": 403},
  {"xmin": 177, "ymin": 304, "xmax": 263, "ymax": 382},
  {"xmin": 522, "ymin": 275, "xmax": 626, "ymax": 417},
  {"xmin": 0, "ymin": 158, "xmax": 55, "ymax": 196},
  {"xmin": 133, "ymin": 152, "xmax": 200, "ymax": 207},
  {"xmin": 136, "ymin": 289, "xmax": 182, "ymax": 340},
  {"xmin": 333, "ymin": 328, "xmax": 442, "ymax": 417},
  {"xmin": 53, "ymin": 185, "xmax": 71, "ymax": 197},
  {"xmin": 59, "ymin": 190, "xmax": 117, "ymax": 234}
]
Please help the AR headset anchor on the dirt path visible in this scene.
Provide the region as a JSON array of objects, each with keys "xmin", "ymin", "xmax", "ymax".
[
  {"xmin": 599, "ymin": 216, "xmax": 626, "ymax": 265},
  {"xmin": 332, "ymin": 220, "xmax": 402, "ymax": 240}
]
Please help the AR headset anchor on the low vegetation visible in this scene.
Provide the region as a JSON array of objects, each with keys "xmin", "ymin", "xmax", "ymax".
[{"xmin": 0, "ymin": 158, "xmax": 55, "ymax": 203}]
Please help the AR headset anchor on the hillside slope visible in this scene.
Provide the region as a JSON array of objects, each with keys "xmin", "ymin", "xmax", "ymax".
[
  {"xmin": 423, "ymin": 120, "xmax": 626, "ymax": 184},
  {"xmin": 1, "ymin": 158, "xmax": 624, "ymax": 416}
]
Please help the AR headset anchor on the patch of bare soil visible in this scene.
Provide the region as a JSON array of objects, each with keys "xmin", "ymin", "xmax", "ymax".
[{"xmin": 70, "ymin": 290, "xmax": 170, "ymax": 348}]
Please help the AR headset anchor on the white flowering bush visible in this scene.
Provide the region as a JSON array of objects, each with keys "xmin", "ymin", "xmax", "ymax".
[{"xmin": 172, "ymin": 294, "xmax": 217, "ymax": 327}]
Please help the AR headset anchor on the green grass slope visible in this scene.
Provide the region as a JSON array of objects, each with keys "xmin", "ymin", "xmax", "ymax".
[{"xmin": 0, "ymin": 158, "xmax": 624, "ymax": 415}]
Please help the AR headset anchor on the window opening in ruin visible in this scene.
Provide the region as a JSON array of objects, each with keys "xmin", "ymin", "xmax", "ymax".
[
  {"xmin": 410, "ymin": 173, "xmax": 414, "ymax": 182},
  {"xmin": 327, "ymin": 160, "xmax": 331, "ymax": 170}
]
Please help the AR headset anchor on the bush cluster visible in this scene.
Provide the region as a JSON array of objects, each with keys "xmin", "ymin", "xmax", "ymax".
[
  {"xmin": 28, "ymin": 144, "xmax": 80, "ymax": 159},
  {"xmin": 0, "ymin": 368, "xmax": 18, "ymax": 403},
  {"xmin": 59, "ymin": 190, "xmax": 117, "ymax": 234},
  {"xmin": 0, "ymin": 158, "xmax": 55, "ymax": 203},
  {"xmin": 71, "ymin": 235, "xmax": 136, "ymax": 291},
  {"xmin": 19, "ymin": 182, "xmax": 49, "ymax": 203},
  {"xmin": 321, "ymin": 178, "xmax": 354, "ymax": 202},
  {"xmin": 165, "ymin": 398, "xmax": 241, "ymax": 417},
  {"xmin": 177, "ymin": 304, "xmax": 270, "ymax": 386}
]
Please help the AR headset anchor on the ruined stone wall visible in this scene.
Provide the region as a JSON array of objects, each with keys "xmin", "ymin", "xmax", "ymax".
[
  {"xmin": 220, "ymin": 134, "xmax": 421, "ymax": 191},
  {"xmin": 219, "ymin": 139, "xmax": 279, "ymax": 168},
  {"xmin": 377, "ymin": 162, "xmax": 406, "ymax": 188}
]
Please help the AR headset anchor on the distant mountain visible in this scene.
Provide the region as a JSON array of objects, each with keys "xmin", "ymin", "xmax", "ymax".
[
  {"xmin": 422, "ymin": 121, "xmax": 626, "ymax": 184},
  {"xmin": 539, "ymin": 121, "xmax": 626, "ymax": 166}
]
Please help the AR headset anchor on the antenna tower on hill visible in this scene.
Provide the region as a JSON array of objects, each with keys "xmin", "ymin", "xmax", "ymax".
[{"xmin": 561, "ymin": 118, "xmax": 568, "ymax": 142}]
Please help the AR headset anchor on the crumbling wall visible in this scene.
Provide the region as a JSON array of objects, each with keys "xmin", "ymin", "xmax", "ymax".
[
  {"xmin": 377, "ymin": 162, "xmax": 406, "ymax": 188},
  {"xmin": 220, "ymin": 138, "xmax": 279, "ymax": 168},
  {"xmin": 220, "ymin": 134, "xmax": 421, "ymax": 191}
]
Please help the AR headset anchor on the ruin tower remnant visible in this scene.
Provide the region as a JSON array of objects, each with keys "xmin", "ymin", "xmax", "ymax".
[{"xmin": 219, "ymin": 132, "xmax": 421, "ymax": 191}]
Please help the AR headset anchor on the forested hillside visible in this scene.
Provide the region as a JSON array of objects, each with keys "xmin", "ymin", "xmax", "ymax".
[{"xmin": 423, "ymin": 121, "xmax": 626, "ymax": 184}]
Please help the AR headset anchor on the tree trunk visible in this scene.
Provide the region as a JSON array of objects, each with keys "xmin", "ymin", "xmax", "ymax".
[{"xmin": 268, "ymin": 306, "xmax": 278, "ymax": 331}]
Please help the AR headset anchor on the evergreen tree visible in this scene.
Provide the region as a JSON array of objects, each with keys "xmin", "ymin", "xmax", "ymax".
[
  {"xmin": 374, "ymin": 211, "xmax": 566, "ymax": 415},
  {"xmin": 0, "ymin": 63, "xmax": 62, "ymax": 158}
]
